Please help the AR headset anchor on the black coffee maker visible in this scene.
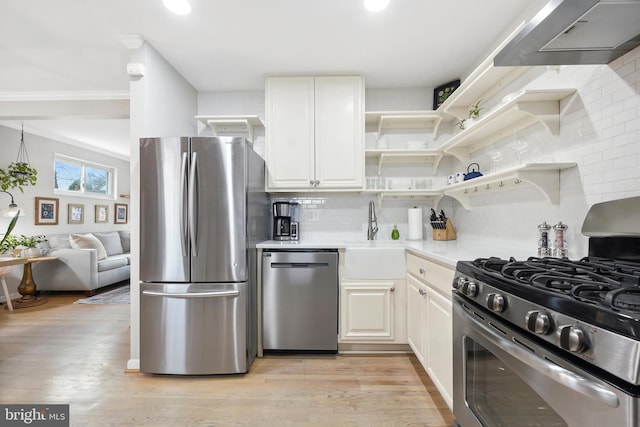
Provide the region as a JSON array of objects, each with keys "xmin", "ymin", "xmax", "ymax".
[{"xmin": 272, "ymin": 202, "xmax": 299, "ymax": 241}]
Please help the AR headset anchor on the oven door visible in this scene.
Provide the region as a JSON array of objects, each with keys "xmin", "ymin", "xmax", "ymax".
[{"xmin": 452, "ymin": 294, "xmax": 635, "ymax": 427}]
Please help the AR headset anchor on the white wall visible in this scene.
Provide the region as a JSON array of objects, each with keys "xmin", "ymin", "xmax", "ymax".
[
  {"xmin": 128, "ymin": 41, "xmax": 198, "ymax": 370},
  {"xmin": 0, "ymin": 125, "xmax": 130, "ymax": 294}
]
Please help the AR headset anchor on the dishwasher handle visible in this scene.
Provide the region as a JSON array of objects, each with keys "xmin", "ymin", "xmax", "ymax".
[{"xmin": 269, "ymin": 262, "xmax": 330, "ymax": 269}]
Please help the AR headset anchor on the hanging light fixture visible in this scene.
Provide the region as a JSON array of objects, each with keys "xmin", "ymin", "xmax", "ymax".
[{"xmin": 0, "ymin": 190, "xmax": 24, "ymax": 217}]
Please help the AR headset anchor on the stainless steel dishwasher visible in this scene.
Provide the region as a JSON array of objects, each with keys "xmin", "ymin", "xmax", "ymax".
[{"xmin": 262, "ymin": 250, "xmax": 338, "ymax": 352}]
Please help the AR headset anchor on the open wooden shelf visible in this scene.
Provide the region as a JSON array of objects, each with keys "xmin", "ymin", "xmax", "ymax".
[
  {"xmin": 437, "ymin": 21, "xmax": 527, "ymax": 120},
  {"xmin": 362, "ymin": 189, "xmax": 443, "ymax": 206},
  {"xmin": 365, "ymin": 111, "xmax": 443, "ymax": 139},
  {"xmin": 443, "ymin": 162, "xmax": 577, "ymax": 210},
  {"xmin": 438, "ymin": 89, "xmax": 576, "ymax": 164},
  {"xmin": 196, "ymin": 115, "xmax": 264, "ymax": 142},
  {"xmin": 365, "ymin": 149, "xmax": 444, "ymax": 175}
]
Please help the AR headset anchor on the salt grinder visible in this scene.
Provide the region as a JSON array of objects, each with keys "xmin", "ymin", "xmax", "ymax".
[
  {"xmin": 537, "ymin": 221, "xmax": 551, "ymax": 257},
  {"xmin": 553, "ymin": 221, "xmax": 568, "ymax": 258}
]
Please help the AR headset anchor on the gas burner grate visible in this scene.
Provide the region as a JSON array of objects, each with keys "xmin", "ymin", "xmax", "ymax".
[
  {"xmin": 604, "ymin": 288, "xmax": 640, "ymax": 311},
  {"xmin": 571, "ymin": 283, "xmax": 616, "ymax": 305}
]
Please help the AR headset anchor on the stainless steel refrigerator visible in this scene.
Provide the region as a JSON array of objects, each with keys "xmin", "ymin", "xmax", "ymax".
[{"xmin": 139, "ymin": 136, "xmax": 268, "ymax": 375}]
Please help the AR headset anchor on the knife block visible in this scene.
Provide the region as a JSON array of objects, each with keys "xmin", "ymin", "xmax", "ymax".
[{"xmin": 432, "ymin": 219, "xmax": 457, "ymax": 241}]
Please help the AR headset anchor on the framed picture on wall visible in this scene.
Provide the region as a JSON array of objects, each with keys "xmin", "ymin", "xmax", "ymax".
[
  {"xmin": 68, "ymin": 204, "xmax": 85, "ymax": 224},
  {"xmin": 95, "ymin": 205, "xmax": 109, "ymax": 223},
  {"xmin": 114, "ymin": 203, "xmax": 128, "ymax": 224},
  {"xmin": 433, "ymin": 79, "xmax": 461, "ymax": 109},
  {"xmin": 35, "ymin": 197, "xmax": 59, "ymax": 225}
]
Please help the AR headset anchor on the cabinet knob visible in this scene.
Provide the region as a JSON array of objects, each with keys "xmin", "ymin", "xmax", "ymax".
[
  {"xmin": 309, "ymin": 180, "xmax": 315, "ymax": 185},
  {"xmin": 418, "ymin": 288, "xmax": 426, "ymax": 296},
  {"xmin": 390, "ymin": 287, "xmax": 395, "ymax": 292},
  {"xmin": 315, "ymin": 180, "xmax": 320, "ymax": 186},
  {"xmin": 419, "ymin": 268, "xmax": 426, "ymax": 274}
]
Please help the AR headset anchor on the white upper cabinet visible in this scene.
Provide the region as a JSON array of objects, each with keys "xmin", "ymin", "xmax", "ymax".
[
  {"xmin": 265, "ymin": 75, "xmax": 364, "ymax": 191},
  {"xmin": 265, "ymin": 76, "xmax": 316, "ymax": 190}
]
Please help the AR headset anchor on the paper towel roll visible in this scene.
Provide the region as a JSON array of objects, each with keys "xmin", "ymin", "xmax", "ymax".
[{"xmin": 407, "ymin": 207, "xmax": 423, "ymax": 240}]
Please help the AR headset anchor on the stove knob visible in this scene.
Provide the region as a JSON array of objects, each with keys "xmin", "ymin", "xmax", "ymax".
[
  {"xmin": 525, "ymin": 311, "xmax": 552, "ymax": 335},
  {"xmin": 487, "ymin": 293, "xmax": 505, "ymax": 312},
  {"xmin": 464, "ymin": 281, "xmax": 479, "ymax": 297},
  {"xmin": 557, "ymin": 326, "xmax": 587, "ymax": 353},
  {"xmin": 453, "ymin": 276, "xmax": 467, "ymax": 290}
]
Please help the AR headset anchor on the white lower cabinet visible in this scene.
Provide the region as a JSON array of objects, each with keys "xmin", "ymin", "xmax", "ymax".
[
  {"xmin": 407, "ymin": 275, "xmax": 427, "ymax": 363},
  {"xmin": 340, "ymin": 279, "xmax": 407, "ymax": 343},
  {"xmin": 426, "ymin": 288, "xmax": 452, "ymax": 408},
  {"xmin": 406, "ymin": 253, "xmax": 454, "ymax": 410}
]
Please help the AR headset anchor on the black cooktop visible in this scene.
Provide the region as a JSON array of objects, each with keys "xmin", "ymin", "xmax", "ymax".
[{"xmin": 456, "ymin": 256, "xmax": 640, "ymax": 339}]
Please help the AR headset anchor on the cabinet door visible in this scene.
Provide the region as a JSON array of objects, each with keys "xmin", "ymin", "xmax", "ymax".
[
  {"xmin": 314, "ymin": 76, "xmax": 364, "ymax": 189},
  {"xmin": 340, "ymin": 281, "xmax": 394, "ymax": 341},
  {"xmin": 426, "ymin": 290, "xmax": 453, "ymax": 408},
  {"xmin": 265, "ymin": 76, "xmax": 315, "ymax": 189},
  {"xmin": 407, "ymin": 275, "xmax": 427, "ymax": 364}
]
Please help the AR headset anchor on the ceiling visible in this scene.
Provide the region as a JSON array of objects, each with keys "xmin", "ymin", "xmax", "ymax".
[{"xmin": 0, "ymin": 0, "xmax": 544, "ymax": 159}]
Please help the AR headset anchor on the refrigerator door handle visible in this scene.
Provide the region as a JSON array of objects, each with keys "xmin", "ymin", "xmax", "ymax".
[
  {"xmin": 180, "ymin": 152, "xmax": 189, "ymax": 257},
  {"xmin": 188, "ymin": 152, "xmax": 199, "ymax": 257},
  {"xmin": 142, "ymin": 290, "xmax": 239, "ymax": 298}
]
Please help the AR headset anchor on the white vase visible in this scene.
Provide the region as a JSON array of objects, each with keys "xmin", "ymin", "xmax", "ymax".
[{"xmin": 23, "ymin": 248, "xmax": 41, "ymax": 258}]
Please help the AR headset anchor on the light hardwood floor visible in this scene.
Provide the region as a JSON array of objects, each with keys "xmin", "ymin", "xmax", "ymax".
[{"xmin": 1, "ymin": 292, "xmax": 454, "ymax": 426}]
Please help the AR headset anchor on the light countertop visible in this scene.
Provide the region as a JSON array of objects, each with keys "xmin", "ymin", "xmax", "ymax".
[{"xmin": 257, "ymin": 236, "xmax": 536, "ymax": 269}]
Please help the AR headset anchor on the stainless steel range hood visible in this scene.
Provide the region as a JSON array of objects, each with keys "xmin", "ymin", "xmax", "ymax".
[{"xmin": 494, "ymin": 0, "xmax": 640, "ymax": 66}]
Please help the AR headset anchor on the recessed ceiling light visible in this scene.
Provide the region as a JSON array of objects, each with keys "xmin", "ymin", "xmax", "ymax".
[
  {"xmin": 163, "ymin": 0, "xmax": 192, "ymax": 15},
  {"xmin": 364, "ymin": 0, "xmax": 390, "ymax": 12}
]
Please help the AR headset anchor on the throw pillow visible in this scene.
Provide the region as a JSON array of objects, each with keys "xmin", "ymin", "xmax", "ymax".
[
  {"xmin": 118, "ymin": 230, "xmax": 131, "ymax": 253},
  {"xmin": 69, "ymin": 233, "xmax": 108, "ymax": 260},
  {"xmin": 47, "ymin": 234, "xmax": 72, "ymax": 249},
  {"xmin": 93, "ymin": 232, "xmax": 124, "ymax": 256}
]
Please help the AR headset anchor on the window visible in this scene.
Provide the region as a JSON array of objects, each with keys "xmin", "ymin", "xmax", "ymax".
[{"xmin": 54, "ymin": 154, "xmax": 116, "ymax": 198}]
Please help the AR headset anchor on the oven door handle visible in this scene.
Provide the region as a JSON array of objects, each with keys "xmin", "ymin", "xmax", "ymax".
[{"xmin": 457, "ymin": 302, "xmax": 620, "ymax": 409}]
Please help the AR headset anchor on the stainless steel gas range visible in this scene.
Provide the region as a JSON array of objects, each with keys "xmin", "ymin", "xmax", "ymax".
[{"xmin": 452, "ymin": 196, "xmax": 640, "ymax": 427}]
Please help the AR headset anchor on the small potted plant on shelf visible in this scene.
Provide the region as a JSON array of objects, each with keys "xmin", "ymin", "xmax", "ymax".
[{"xmin": 466, "ymin": 100, "xmax": 483, "ymax": 127}]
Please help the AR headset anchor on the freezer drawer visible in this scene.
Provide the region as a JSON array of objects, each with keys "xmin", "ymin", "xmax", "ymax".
[
  {"xmin": 140, "ymin": 282, "xmax": 248, "ymax": 375},
  {"xmin": 262, "ymin": 250, "xmax": 338, "ymax": 352}
]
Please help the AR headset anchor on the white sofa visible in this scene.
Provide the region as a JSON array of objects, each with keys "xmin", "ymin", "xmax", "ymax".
[{"xmin": 29, "ymin": 231, "xmax": 130, "ymax": 295}]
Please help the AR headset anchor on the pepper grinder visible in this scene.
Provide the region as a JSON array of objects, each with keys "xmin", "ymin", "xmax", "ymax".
[
  {"xmin": 553, "ymin": 221, "xmax": 568, "ymax": 258},
  {"xmin": 537, "ymin": 221, "xmax": 551, "ymax": 257}
]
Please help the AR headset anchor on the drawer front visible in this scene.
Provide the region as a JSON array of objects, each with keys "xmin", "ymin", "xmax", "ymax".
[
  {"xmin": 406, "ymin": 253, "xmax": 454, "ymax": 297},
  {"xmin": 407, "ymin": 253, "xmax": 428, "ymax": 281}
]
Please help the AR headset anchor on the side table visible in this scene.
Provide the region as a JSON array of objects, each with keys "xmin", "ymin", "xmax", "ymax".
[{"xmin": 1, "ymin": 256, "xmax": 58, "ymax": 311}]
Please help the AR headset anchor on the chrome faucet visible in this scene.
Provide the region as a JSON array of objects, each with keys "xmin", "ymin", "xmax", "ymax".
[{"xmin": 367, "ymin": 200, "xmax": 378, "ymax": 240}]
